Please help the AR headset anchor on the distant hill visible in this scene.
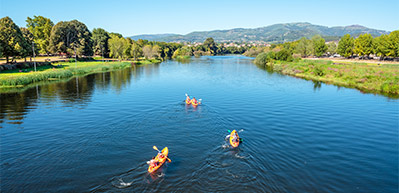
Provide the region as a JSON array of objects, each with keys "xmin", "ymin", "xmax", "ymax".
[
  {"xmin": 130, "ymin": 22, "xmax": 389, "ymax": 43},
  {"xmin": 128, "ymin": 33, "xmax": 179, "ymax": 41}
]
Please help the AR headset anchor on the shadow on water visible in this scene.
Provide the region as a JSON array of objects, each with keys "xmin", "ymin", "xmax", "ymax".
[
  {"xmin": 175, "ymin": 58, "xmax": 191, "ymax": 64},
  {"xmin": 312, "ymin": 80, "xmax": 322, "ymax": 91},
  {"xmin": 0, "ymin": 64, "xmax": 161, "ymax": 126}
]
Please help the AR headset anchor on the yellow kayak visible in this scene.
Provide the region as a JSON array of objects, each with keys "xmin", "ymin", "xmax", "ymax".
[
  {"xmin": 229, "ymin": 130, "xmax": 240, "ymax": 148},
  {"xmin": 148, "ymin": 147, "xmax": 169, "ymax": 173}
]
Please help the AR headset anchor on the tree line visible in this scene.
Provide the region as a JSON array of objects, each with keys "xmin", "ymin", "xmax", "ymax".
[
  {"xmin": 0, "ymin": 16, "xmax": 185, "ymax": 63},
  {"xmin": 2, "ymin": 15, "xmax": 397, "ymax": 64},
  {"xmin": 0, "ymin": 16, "xmax": 250, "ymax": 64},
  {"xmin": 245, "ymin": 31, "xmax": 399, "ymax": 60}
]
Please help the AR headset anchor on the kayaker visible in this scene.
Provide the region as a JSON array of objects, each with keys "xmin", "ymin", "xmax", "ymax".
[
  {"xmin": 192, "ymin": 97, "xmax": 198, "ymax": 104},
  {"xmin": 186, "ymin": 95, "xmax": 190, "ymax": 102},
  {"xmin": 149, "ymin": 157, "xmax": 159, "ymax": 167},
  {"xmin": 232, "ymin": 133, "xmax": 239, "ymax": 143}
]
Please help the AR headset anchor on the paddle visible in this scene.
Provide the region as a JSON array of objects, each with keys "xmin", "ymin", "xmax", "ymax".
[{"xmin": 153, "ymin": 146, "xmax": 171, "ymax": 162}]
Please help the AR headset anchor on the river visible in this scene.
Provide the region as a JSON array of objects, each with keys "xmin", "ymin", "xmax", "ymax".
[{"xmin": 1, "ymin": 55, "xmax": 398, "ymax": 192}]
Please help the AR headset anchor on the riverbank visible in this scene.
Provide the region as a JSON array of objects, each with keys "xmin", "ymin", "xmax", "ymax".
[
  {"xmin": 0, "ymin": 59, "xmax": 161, "ymax": 89},
  {"xmin": 305, "ymin": 57, "xmax": 399, "ymax": 65},
  {"xmin": 256, "ymin": 59, "xmax": 399, "ymax": 97}
]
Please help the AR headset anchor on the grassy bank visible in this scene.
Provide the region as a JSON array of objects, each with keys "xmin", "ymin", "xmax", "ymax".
[
  {"xmin": 0, "ymin": 60, "xmax": 159, "ymax": 88},
  {"xmin": 256, "ymin": 59, "xmax": 399, "ymax": 96}
]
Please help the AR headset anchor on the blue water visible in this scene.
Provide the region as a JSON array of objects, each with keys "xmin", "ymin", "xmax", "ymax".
[{"xmin": 1, "ymin": 55, "xmax": 398, "ymax": 192}]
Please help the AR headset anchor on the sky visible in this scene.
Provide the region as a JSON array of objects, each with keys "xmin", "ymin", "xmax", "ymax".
[{"xmin": 1, "ymin": 0, "xmax": 398, "ymax": 37}]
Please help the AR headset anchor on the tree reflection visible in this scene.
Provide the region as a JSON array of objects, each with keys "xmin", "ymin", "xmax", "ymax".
[
  {"xmin": 312, "ymin": 80, "xmax": 322, "ymax": 91},
  {"xmin": 0, "ymin": 64, "xmax": 161, "ymax": 125}
]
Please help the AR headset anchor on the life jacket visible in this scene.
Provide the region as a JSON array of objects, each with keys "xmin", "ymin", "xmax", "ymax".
[
  {"xmin": 150, "ymin": 160, "xmax": 157, "ymax": 167},
  {"xmin": 192, "ymin": 98, "xmax": 197, "ymax": 104}
]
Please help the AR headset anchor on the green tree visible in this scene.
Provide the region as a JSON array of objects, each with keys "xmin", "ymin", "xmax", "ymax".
[
  {"xmin": 354, "ymin": 33, "xmax": 373, "ymax": 58},
  {"xmin": 49, "ymin": 20, "xmax": 93, "ymax": 57},
  {"xmin": 327, "ymin": 42, "xmax": 337, "ymax": 55},
  {"xmin": 108, "ymin": 35, "xmax": 129, "ymax": 60},
  {"xmin": 20, "ymin": 27, "xmax": 36, "ymax": 61},
  {"xmin": 387, "ymin": 30, "xmax": 399, "ymax": 57},
  {"xmin": 92, "ymin": 28, "xmax": 110, "ymax": 57},
  {"xmin": 374, "ymin": 34, "xmax": 389, "ymax": 58},
  {"xmin": 143, "ymin": 45, "xmax": 153, "ymax": 59},
  {"xmin": 337, "ymin": 34, "xmax": 354, "ymax": 58},
  {"xmin": 254, "ymin": 52, "xmax": 276, "ymax": 66},
  {"xmin": 172, "ymin": 46, "xmax": 193, "ymax": 58},
  {"xmin": 26, "ymin": 15, "xmax": 54, "ymax": 55},
  {"xmin": 130, "ymin": 42, "xmax": 143, "ymax": 60},
  {"xmin": 312, "ymin": 35, "xmax": 327, "ymax": 57},
  {"xmin": 109, "ymin": 32, "xmax": 123, "ymax": 38},
  {"xmin": 151, "ymin": 45, "xmax": 161, "ymax": 59},
  {"xmin": 0, "ymin": 17, "xmax": 26, "ymax": 63},
  {"xmin": 295, "ymin": 37, "xmax": 312, "ymax": 57},
  {"xmin": 203, "ymin": 37, "xmax": 217, "ymax": 55}
]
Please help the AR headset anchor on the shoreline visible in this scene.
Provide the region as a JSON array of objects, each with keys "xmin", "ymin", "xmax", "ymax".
[
  {"xmin": 256, "ymin": 59, "xmax": 399, "ymax": 98},
  {"xmin": 0, "ymin": 59, "xmax": 161, "ymax": 91}
]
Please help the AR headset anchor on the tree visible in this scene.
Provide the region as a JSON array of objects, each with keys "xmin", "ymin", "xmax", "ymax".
[
  {"xmin": 108, "ymin": 35, "xmax": 129, "ymax": 60},
  {"xmin": 130, "ymin": 42, "xmax": 143, "ymax": 60},
  {"xmin": 354, "ymin": 33, "xmax": 373, "ymax": 58},
  {"xmin": 92, "ymin": 28, "xmax": 110, "ymax": 57},
  {"xmin": 26, "ymin": 15, "xmax": 54, "ymax": 55},
  {"xmin": 275, "ymin": 48, "xmax": 293, "ymax": 61},
  {"xmin": 172, "ymin": 46, "xmax": 193, "ymax": 58},
  {"xmin": 203, "ymin": 37, "xmax": 217, "ymax": 55},
  {"xmin": 151, "ymin": 45, "xmax": 161, "ymax": 59},
  {"xmin": 0, "ymin": 17, "xmax": 26, "ymax": 63},
  {"xmin": 295, "ymin": 37, "xmax": 312, "ymax": 57},
  {"xmin": 143, "ymin": 45, "xmax": 153, "ymax": 59},
  {"xmin": 374, "ymin": 34, "xmax": 389, "ymax": 58},
  {"xmin": 20, "ymin": 27, "xmax": 36, "ymax": 61},
  {"xmin": 49, "ymin": 20, "xmax": 93, "ymax": 57},
  {"xmin": 327, "ymin": 42, "xmax": 337, "ymax": 55},
  {"xmin": 109, "ymin": 32, "xmax": 123, "ymax": 38},
  {"xmin": 254, "ymin": 52, "xmax": 275, "ymax": 66},
  {"xmin": 312, "ymin": 35, "xmax": 327, "ymax": 57},
  {"xmin": 337, "ymin": 34, "xmax": 354, "ymax": 58},
  {"xmin": 387, "ymin": 30, "xmax": 399, "ymax": 58}
]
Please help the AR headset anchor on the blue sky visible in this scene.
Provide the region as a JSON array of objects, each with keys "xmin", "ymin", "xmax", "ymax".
[{"xmin": 1, "ymin": 0, "xmax": 398, "ymax": 36}]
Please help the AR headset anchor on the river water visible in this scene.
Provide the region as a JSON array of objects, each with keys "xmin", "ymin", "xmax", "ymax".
[{"xmin": 1, "ymin": 55, "xmax": 398, "ymax": 192}]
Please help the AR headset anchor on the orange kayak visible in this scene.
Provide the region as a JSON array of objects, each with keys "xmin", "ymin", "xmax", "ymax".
[
  {"xmin": 185, "ymin": 98, "xmax": 191, "ymax": 104},
  {"xmin": 192, "ymin": 101, "xmax": 200, "ymax": 106},
  {"xmin": 229, "ymin": 130, "xmax": 240, "ymax": 148},
  {"xmin": 148, "ymin": 147, "xmax": 169, "ymax": 173}
]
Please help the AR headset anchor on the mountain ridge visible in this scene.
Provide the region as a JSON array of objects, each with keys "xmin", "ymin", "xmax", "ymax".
[{"xmin": 128, "ymin": 22, "xmax": 389, "ymax": 43}]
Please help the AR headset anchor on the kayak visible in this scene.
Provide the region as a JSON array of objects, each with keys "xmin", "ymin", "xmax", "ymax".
[
  {"xmin": 229, "ymin": 130, "xmax": 240, "ymax": 148},
  {"xmin": 191, "ymin": 101, "xmax": 200, "ymax": 106},
  {"xmin": 185, "ymin": 98, "xmax": 191, "ymax": 104},
  {"xmin": 148, "ymin": 147, "xmax": 169, "ymax": 173}
]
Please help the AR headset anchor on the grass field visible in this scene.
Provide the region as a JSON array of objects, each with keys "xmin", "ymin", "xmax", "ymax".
[{"xmin": 256, "ymin": 59, "xmax": 399, "ymax": 97}]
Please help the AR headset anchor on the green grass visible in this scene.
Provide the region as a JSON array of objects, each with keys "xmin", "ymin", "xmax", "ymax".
[
  {"xmin": 256, "ymin": 59, "xmax": 399, "ymax": 97},
  {"xmin": 0, "ymin": 58, "xmax": 162, "ymax": 89},
  {"xmin": 134, "ymin": 58, "xmax": 162, "ymax": 65},
  {"xmin": 0, "ymin": 61, "xmax": 134, "ymax": 88}
]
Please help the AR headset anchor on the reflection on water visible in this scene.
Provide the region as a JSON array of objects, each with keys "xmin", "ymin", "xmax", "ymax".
[
  {"xmin": 0, "ymin": 64, "xmax": 160, "ymax": 125},
  {"xmin": 312, "ymin": 80, "xmax": 322, "ymax": 91}
]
